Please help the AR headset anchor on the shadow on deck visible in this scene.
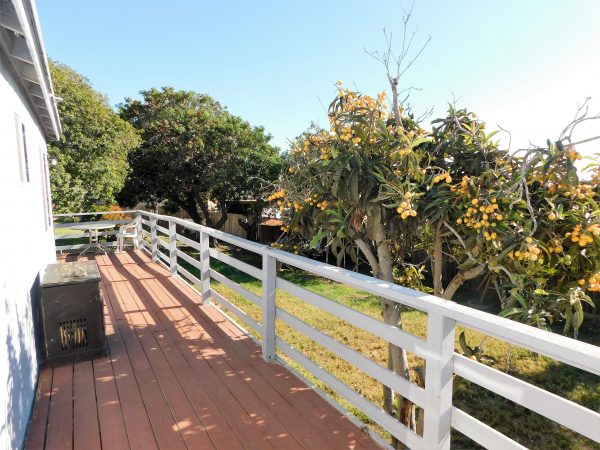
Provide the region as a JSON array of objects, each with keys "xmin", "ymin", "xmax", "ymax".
[{"xmin": 25, "ymin": 251, "xmax": 379, "ymax": 450}]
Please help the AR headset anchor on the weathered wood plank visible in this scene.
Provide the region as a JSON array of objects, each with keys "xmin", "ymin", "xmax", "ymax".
[
  {"xmin": 165, "ymin": 274, "xmax": 376, "ymax": 449},
  {"xmin": 100, "ymin": 281, "xmax": 159, "ymax": 450},
  {"xmin": 92, "ymin": 355, "xmax": 130, "ymax": 450},
  {"xmin": 24, "ymin": 366, "xmax": 53, "ymax": 449},
  {"xmin": 149, "ymin": 327, "xmax": 244, "ymax": 450},
  {"xmin": 145, "ymin": 272, "xmax": 376, "ymax": 449},
  {"xmin": 30, "ymin": 251, "xmax": 380, "ymax": 450},
  {"xmin": 140, "ymin": 276, "xmax": 295, "ymax": 448},
  {"xmin": 73, "ymin": 361, "xmax": 101, "ymax": 450},
  {"xmin": 44, "ymin": 365, "xmax": 73, "ymax": 450},
  {"xmin": 113, "ymin": 280, "xmax": 214, "ymax": 450},
  {"xmin": 103, "ymin": 282, "xmax": 186, "ymax": 450}
]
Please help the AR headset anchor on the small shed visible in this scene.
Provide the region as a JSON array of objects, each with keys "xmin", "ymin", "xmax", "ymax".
[{"xmin": 259, "ymin": 218, "xmax": 283, "ymax": 243}]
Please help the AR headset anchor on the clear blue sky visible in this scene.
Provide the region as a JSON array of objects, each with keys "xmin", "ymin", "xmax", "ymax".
[{"xmin": 38, "ymin": 1, "xmax": 600, "ymax": 152}]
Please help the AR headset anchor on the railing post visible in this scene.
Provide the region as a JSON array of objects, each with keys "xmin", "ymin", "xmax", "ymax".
[
  {"xmin": 261, "ymin": 253, "xmax": 276, "ymax": 362},
  {"xmin": 168, "ymin": 220, "xmax": 177, "ymax": 276},
  {"xmin": 423, "ymin": 312, "xmax": 455, "ymax": 450},
  {"xmin": 135, "ymin": 211, "xmax": 143, "ymax": 251},
  {"xmin": 199, "ymin": 230, "xmax": 211, "ymax": 305},
  {"xmin": 150, "ymin": 216, "xmax": 158, "ymax": 261}
]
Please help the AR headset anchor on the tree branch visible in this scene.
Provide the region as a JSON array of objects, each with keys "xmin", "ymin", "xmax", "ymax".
[
  {"xmin": 432, "ymin": 221, "xmax": 444, "ymax": 296},
  {"xmin": 442, "ymin": 264, "xmax": 486, "ymax": 300},
  {"xmin": 212, "ymin": 201, "xmax": 229, "ymax": 230},
  {"xmin": 197, "ymin": 199, "xmax": 214, "ymax": 228},
  {"xmin": 355, "ymin": 237, "xmax": 380, "ymax": 278}
]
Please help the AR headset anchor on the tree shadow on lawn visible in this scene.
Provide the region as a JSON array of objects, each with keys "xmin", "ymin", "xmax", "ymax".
[{"xmin": 452, "ymin": 361, "xmax": 600, "ymax": 450}]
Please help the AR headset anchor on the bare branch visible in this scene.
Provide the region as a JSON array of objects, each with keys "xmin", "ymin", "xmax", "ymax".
[
  {"xmin": 365, "ymin": 7, "xmax": 431, "ymax": 130},
  {"xmin": 559, "ymin": 98, "xmax": 600, "ymax": 142},
  {"xmin": 416, "ymin": 106, "xmax": 434, "ymax": 123},
  {"xmin": 442, "ymin": 264, "xmax": 485, "ymax": 300},
  {"xmin": 496, "ymin": 123, "xmax": 512, "ymax": 153},
  {"xmin": 398, "ymin": 35, "xmax": 432, "ymax": 78},
  {"xmin": 569, "ymin": 135, "xmax": 600, "ymax": 146},
  {"xmin": 443, "ymin": 221, "xmax": 480, "ymax": 263}
]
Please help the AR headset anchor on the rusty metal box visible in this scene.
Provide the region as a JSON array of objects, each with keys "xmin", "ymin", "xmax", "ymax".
[{"xmin": 40, "ymin": 260, "xmax": 106, "ymax": 364}]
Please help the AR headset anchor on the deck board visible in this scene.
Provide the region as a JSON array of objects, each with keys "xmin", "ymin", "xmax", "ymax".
[
  {"xmin": 154, "ymin": 274, "xmax": 376, "ymax": 449},
  {"xmin": 102, "ymin": 281, "xmax": 159, "ymax": 450},
  {"xmin": 73, "ymin": 362, "xmax": 101, "ymax": 450},
  {"xmin": 143, "ymin": 276, "xmax": 372, "ymax": 449},
  {"xmin": 137, "ymin": 278, "xmax": 301, "ymax": 449},
  {"xmin": 25, "ymin": 367, "xmax": 53, "ymax": 450},
  {"xmin": 25, "ymin": 251, "xmax": 380, "ymax": 450},
  {"xmin": 44, "ymin": 364, "xmax": 73, "ymax": 450},
  {"xmin": 111, "ymin": 281, "xmax": 215, "ymax": 450},
  {"xmin": 93, "ymin": 354, "xmax": 130, "ymax": 450}
]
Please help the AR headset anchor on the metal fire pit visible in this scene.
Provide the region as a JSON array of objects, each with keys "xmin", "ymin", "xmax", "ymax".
[{"xmin": 40, "ymin": 260, "xmax": 106, "ymax": 364}]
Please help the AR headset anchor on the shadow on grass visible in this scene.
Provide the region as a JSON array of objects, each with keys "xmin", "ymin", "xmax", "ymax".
[{"xmin": 452, "ymin": 362, "xmax": 600, "ymax": 450}]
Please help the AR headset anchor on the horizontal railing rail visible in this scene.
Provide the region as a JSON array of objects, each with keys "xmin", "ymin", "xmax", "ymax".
[
  {"xmin": 53, "ymin": 210, "xmax": 600, "ymax": 449},
  {"xmin": 53, "ymin": 210, "xmax": 137, "ymax": 217},
  {"xmin": 53, "ymin": 211, "xmax": 139, "ymax": 252}
]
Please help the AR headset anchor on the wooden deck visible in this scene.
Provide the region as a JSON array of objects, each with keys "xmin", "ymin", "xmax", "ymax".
[{"xmin": 25, "ymin": 251, "xmax": 379, "ymax": 450}]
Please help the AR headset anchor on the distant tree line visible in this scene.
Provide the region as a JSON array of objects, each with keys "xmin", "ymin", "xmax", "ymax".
[{"xmin": 49, "ymin": 62, "xmax": 281, "ymax": 230}]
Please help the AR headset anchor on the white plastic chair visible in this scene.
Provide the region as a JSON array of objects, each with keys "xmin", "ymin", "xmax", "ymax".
[{"xmin": 116, "ymin": 216, "xmax": 142, "ymax": 252}]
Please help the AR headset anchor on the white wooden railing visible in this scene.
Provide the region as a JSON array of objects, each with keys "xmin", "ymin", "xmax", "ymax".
[
  {"xmin": 53, "ymin": 210, "xmax": 600, "ymax": 449},
  {"xmin": 53, "ymin": 210, "xmax": 138, "ymax": 252}
]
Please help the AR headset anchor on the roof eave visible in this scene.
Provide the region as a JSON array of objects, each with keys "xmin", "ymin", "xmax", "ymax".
[{"xmin": 0, "ymin": 0, "xmax": 61, "ymax": 141}]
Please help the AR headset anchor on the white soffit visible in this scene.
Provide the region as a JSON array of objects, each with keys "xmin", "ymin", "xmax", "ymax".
[{"xmin": 0, "ymin": 0, "xmax": 61, "ymax": 140}]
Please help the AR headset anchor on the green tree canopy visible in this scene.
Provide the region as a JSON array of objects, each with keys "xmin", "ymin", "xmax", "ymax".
[
  {"xmin": 271, "ymin": 85, "xmax": 599, "ymax": 438},
  {"xmin": 48, "ymin": 61, "xmax": 140, "ymax": 212},
  {"xmin": 275, "ymin": 86, "xmax": 599, "ymax": 338},
  {"xmin": 117, "ymin": 87, "xmax": 281, "ymax": 228}
]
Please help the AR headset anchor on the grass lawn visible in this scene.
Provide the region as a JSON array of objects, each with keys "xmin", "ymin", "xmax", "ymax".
[
  {"xmin": 54, "ymin": 223, "xmax": 120, "ymax": 246},
  {"xmin": 156, "ymin": 238, "xmax": 600, "ymax": 449},
  {"xmin": 54, "ymin": 226, "xmax": 87, "ymax": 245}
]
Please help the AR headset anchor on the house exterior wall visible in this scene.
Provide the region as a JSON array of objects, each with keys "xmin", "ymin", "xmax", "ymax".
[{"xmin": 0, "ymin": 48, "xmax": 56, "ymax": 449}]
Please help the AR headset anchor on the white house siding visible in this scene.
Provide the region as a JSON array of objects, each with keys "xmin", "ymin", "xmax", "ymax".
[{"xmin": 0, "ymin": 47, "xmax": 56, "ymax": 449}]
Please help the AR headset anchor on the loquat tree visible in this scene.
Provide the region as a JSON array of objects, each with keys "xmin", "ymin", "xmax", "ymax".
[
  {"xmin": 269, "ymin": 85, "xmax": 600, "ymax": 445},
  {"xmin": 269, "ymin": 83, "xmax": 432, "ymax": 434},
  {"xmin": 268, "ymin": 13, "xmax": 599, "ymax": 445}
]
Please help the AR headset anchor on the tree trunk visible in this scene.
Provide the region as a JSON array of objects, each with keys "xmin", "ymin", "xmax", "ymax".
[
  {"xmin": 388, "ymin": 75, "xmax": 404, "ymax": 132},
  {"xmin": 355, "ymin": 234, "xmax": 414, "ymax": 447},
  {"xmin": 432, "ymin": 222, "xmax": 444, "ymax": 296},
  {"xmin": 182, "ymin": 204, "xmax": 203, "ymax": 224},
  {"xmin": 377, "ymin": 240, "xmax": 415, "ymax": 447},
  {"xmin": 238, "ymin": 217, "xmax": 257, "ymax": 240},
  {"xmin": 212, "ymin": 202, "xmax": 229, "ymax": 229},
  {"xmin": 197, "ymin": 199, "xmax": 229, "ymax": 230}
]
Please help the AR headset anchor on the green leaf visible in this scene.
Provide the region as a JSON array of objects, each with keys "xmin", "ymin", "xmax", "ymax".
[
  {"xmin": 499, "ymin": 307, "xmax": 521, "ymax": 318},
  {"xmin": 458, "ymin": 332, "xmax": 472, "ymax": 356},
  {"xmin": 410, "ymin": 137, "xmax": 430, "ymax": 148},
  {"xmin": 511, "ymin": 292, "xmax": 527, "ymax": 309},
  {"xmin": 309, "ymin": 231, "xmax": 328, "ymax": 249},
  {"xmin": 350, "ymin": 171, "xmax": 359, "ymax": 203},
  {"xmin": 458, "ymin": 259, "xmax": 478, "ymax": 270}
]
